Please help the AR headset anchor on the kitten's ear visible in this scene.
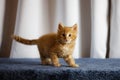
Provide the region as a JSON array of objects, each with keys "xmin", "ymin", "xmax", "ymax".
[
  {"xmin": 58, "ymin": 23, "xmax": 64, "ymax": 30},
  {"xmin": 72, "ymin": 24, "xmax": 77, "ymax": 31}
]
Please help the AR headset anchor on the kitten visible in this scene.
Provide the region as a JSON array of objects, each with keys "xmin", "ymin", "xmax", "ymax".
[{"xmin": 12, "ymin": 23, "xmax": 79, "ymax": 67}]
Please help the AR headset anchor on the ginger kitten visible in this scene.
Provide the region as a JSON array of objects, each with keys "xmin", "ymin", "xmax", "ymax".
[{"xmin": 12, "ymin": 23, "xmax": 79, "ymax": 67}]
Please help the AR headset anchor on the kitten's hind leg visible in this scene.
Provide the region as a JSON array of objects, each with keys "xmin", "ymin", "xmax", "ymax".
[
  {"xmin": 44, "ymin": 58, "xmax": 52, "ymax": 65},
  {"xmin": 41, "ymin": 57, "xmax": 52, "ymax": 65},
  {"xmin": 39, "ymin": 51, "xmax": 52, "ymax": 65}
]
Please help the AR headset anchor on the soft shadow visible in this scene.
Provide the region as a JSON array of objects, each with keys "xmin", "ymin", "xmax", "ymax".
[
  {"xmin": 0, "ymin": 0, "xmax": 18, "ymax": 57},
  {"xmin": 80, "ymin": 0, "xmax": 91, "ymax": 57}
]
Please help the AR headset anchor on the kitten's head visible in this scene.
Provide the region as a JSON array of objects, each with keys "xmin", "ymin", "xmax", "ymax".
[{"xmin": 57, "ymin": 23, "xmax": 78, "ymax": 44}]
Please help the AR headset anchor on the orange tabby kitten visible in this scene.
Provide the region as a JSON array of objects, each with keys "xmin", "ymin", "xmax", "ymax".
[{"xmin": 12, "ymin": 23, "xmax": 79, "ymax": 67}]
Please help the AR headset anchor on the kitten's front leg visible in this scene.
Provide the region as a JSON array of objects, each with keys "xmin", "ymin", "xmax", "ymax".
[
  {"xmin": 50, "ymin": 54, "xmax": 61, "ymax": 67},
  {"xmin": 64, "ymin": 55, "xmax": 79, "ymax": 68}
]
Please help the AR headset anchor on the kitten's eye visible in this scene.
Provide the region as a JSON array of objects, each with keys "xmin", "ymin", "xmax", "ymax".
[
  {"xmin": 62, "ymin": 34, "xmax": 65, "ymax": 37},
  {"xmin": 69, "ymin": 34, "xmax": 71, "ymax": 37}
]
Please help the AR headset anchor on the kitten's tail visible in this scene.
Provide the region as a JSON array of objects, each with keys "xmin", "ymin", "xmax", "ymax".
[{"xmin": 11, "ymin": 35, "xmax": 38, "ymax": 45}]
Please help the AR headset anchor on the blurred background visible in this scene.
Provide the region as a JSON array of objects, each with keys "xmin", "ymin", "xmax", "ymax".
[{"xmin": 0, "ymin": 0, "xmax": 120, "ymax": 58}]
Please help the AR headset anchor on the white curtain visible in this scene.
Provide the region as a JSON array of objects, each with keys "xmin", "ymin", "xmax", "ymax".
[
  {"xmin": 0, "ymin": 0, "xmax": 120, "ymax": 58},
  {"xmin": 91, "ymin": 0, "xmax": 120, "ymax": 58},
  {"xmin": 91, "ymin": 0, "xmax": 109, "ymax": 58},
  {"xmin": 109, "ymin": 0, "xmax": 120, "ymax": 58},
  {"xmin": 10, "ymin": 0, "xmax": 81, "ymax": 58}
]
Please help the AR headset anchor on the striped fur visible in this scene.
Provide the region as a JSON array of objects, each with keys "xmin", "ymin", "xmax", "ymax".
[{"xmin": 12, "ymin": 35, "xmax": 37, "ymax": 45}]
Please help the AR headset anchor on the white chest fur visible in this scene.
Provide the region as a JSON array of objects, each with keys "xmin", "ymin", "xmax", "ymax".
[{"xmin": 57, "ymin": 45, "xmax": 71, "ymax": 57}]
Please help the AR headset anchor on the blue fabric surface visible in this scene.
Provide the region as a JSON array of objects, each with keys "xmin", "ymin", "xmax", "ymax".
[{"xmin": 0, "ymin": 58, "xmax": 120, "ymax": 80}]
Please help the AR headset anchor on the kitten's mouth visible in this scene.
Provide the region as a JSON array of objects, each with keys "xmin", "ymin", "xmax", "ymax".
[
  {"xmin": 57, "ymin": 39, "xmax": 71, "ymax": 44},
  {"xmin": 63, "ymin": 40, "xmax": 71, "ymax": 44}
]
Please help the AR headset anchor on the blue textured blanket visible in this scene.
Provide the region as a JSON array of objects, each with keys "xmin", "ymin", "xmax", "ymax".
[{"xmin": 0, "ymin": 58, "xmax": 120, "ymax": 80}]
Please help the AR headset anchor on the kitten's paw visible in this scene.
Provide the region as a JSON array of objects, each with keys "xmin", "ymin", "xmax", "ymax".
[
  {"xmin": 54, "ymin": 63, "xmax": 61, "ymax": 67},
  {"xmin": 70, "ymin": 64, "xmax": 79, "ymax": 68}
]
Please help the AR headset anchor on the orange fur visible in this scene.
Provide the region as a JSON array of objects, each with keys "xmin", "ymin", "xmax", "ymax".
[{"xmin": 12, "ymin": 23, "xmax": 79, "ymax": 67}]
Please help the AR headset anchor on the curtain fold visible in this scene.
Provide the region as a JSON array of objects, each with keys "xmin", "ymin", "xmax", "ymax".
[
  {"xmin": 0, "ymin": 0, "xmax": 18, "ymax": 57},
  {"xmin": 80, "ymin": 0, "xmax": 91, "ymax": 57},
  {"xmin": 90, "ymin": 0, "xmax": 108, "ymax": 58},
  {"xmin": 0, "ymin": 0, "xmax": 5, "ymax": 48},
  {"xmin": 109, "ymin": 0, "xmax": 120, "ymax": 58}
]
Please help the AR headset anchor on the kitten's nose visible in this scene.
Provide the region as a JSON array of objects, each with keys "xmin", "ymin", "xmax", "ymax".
[{"xmin": 64, "ymin": 37, "xmax": 68, "ymax": 42}]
